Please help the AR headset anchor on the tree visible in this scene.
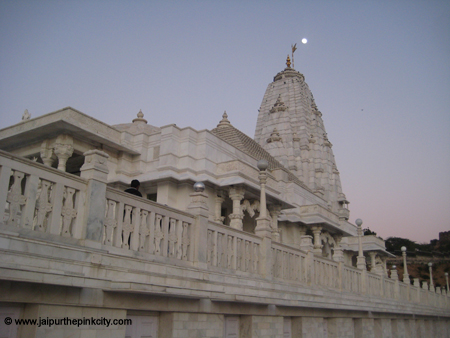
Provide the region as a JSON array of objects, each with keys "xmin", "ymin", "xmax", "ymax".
[
  {"xmin": 363, "ymin": 228, "xmax": 377, "ymax": 236},
  {"xmin": 385, "ymin": 237, "xmax": 416, "ymax": 252}
]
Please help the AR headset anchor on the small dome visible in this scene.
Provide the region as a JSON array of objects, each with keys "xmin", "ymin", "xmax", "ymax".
[{"xmin": 113, "ymin": 110, "xmax": 160, "ymax": 135}]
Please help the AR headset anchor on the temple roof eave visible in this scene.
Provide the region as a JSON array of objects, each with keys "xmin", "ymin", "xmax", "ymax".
[{"xmin": 0, "ymin": 107, "xmax": 140, "ymax": 155}]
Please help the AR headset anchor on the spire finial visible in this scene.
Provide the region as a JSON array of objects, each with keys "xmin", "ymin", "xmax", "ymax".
[
  {"xmin": 286, "ymin": 55, "xmax": 291, "ymax": 68},
  {"xmin": 217, "ymin": 111, "xmax": 231, "ymax": 128},
  {"xmin": 132, "ymin": 109, "xmax": 148, "ymax": 124}
]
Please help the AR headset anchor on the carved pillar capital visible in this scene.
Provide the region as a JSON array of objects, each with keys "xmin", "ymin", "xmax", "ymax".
[
  {"xmin": 298, "ymin": 225, "xmax": 307, "ymax": 237},
  {"xmin": 228, "ymin": 186, "xmax": 245, "ymax": 200},
  {"xmin": 268, "ymin": 205, "xmax": 282, "ymax": 242},
  {"xmin": 54, "ymin": 134, "xmax": 74, "ymax": 171},
  {"xmin": 40, "ymin": 140, "xmax": 55, "ymax": 167},
  {"xmin": 333, "ymin": 233, "xmax": 343, "ymax": 245}
]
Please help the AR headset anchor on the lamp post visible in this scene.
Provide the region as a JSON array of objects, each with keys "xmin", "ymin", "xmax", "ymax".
[
  {"xmin": 257, "ymin": 159, "xmax": 269, "ymax": 219},
  {"xmin": 428, "ymin": 262, "xmax": 434, "ymax": 291},
  {"xmin": 255, "ymin": 159, "xmax": 272, "ymax": 238},
  {"xmin": 355, "ymin": 218, "xmax": 366, "ymax": 270},
  {"xmin": 401, "ymin": 246, "xmax": 410, "ymax": 284},
  {"xmin": 445, "ymin": 272, "xmax": 449, "ymax": 295}
]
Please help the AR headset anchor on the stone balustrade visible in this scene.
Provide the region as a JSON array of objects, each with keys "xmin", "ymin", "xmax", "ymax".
[
  {"xmin": 343, "ymin": 266, "xmax": 362, "ymax": 293},
  {"xmin": 207, "ymin": 221, "xmax": 261, "ymax": 274},
  {"xmin": 272, "ymin": 242, "xmax": 308, "ymax": 283},
  {"xmin": 0, "ymin": 149, "xmax": 449, "ymax": 318},
  {"xmin": 105, "ymin": 188, "xmax": 195, "ymax": 261},
  {"xmin": 0, "ymin": 150, "xmax": 87, "ymax": 239}
]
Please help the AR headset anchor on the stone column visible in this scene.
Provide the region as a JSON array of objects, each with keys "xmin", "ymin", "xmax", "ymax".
[
  {"xmin": 332, "ymin": 233, "xmax": 344, "ymax": 262},
  {"xmin": 80, "ymin": 150, "xmax": 109, "ymax": 242},
  {"xmin": 214, "ymin": 191, "xmax": 225, "ymax": 224},
  {"xmin": 368, "ymin": 252, "xmax": 377, "ymax": 271},
  {"xmin": 228, "ymin": 186, "xmax": 245, "ymax": 230},
  {"xmin": 40, "ymin": 140, "xmax": 55, "ymax": 167},
  {"xmin": 269, "ymin": 205, "xmax": 282, "ymax": 242},
  {"xmin": 54, "ymin": 134, "xmax": 74, "ymax": 171},
  {"xmin": 311, "ymin": 225, "xmax": 323, "ymax": 255}
]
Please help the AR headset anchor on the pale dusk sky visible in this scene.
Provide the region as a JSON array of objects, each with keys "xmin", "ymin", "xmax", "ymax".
[{"xmin": 1, "ymin": 1, "xmax": 449, "ymax": 243}]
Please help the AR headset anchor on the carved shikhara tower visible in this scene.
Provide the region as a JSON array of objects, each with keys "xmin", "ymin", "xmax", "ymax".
[{"xmin": 254, "ymin": 59, "xmax": 348, "ymax": 213}]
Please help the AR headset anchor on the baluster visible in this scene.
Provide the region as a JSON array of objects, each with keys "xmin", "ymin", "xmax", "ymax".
[
  {"xmin": 253, "ymin": 243, "xmax": 259, "ymax": 274},
  {"xmin": 175, "ymin": 219, "xmax": 182, "ymax": 259},
  {"xmin": 72, "ymin": 185, "xmax": 85, "ymax": 239},
  {"xmin": 6, "ymin": 170, "xmax": 27, "ymax": 226},
  {"xmin": 181, "ymin": 222, "xmax": 190, "ymax": 260},
  {"xmin": 139, "ymin": 210, "xmax": 149, "ymax": 251},
  {"xmin": 161, "ymin": 216, "xmax": 169, "ymax": 257},
  {"xmin": 245, "ymin": 241, "xmax": 250, "ymax": 272},
  {"xmin": 48, "ymin": 182, "xmax": 64, "ymax": 235},
  {"xmin": 154, "ymin": 214, "xmax": 164, "ymax": 255},
  {"xmin": 207, "ymin": 230, "xmax": 213, "ymax": 264},
  {"xmin": 232, "ymin": 235, "xmax": 237, "ymax": 270},
  {"xmin": 217, "ymin": 233, "xmax": 222, "ymax": 267},
  {"xmin": 122, "ymin": 205, "xmax": 133, "ymax": 249},
  {"xmin": 0, "ymin": 166, "xmax": 12, "ymax": 223},
  {"xmin": 61, "ymin": 187, "xmax": 77, "ymax": 237},
  {"xmin": 104, "ymin": 200, "xmax": 117, "ymax": 246},
  {"xmin": 20, "ymin": 174, "xmax": 39, "ymax": 229},
  {"xmin": 148, "ymin": 212, "xmax": 155, "ymax": 254},
  {"xmin": 168, "ymin": 218, "xmax": 177, "ymax": 258},
  {"xmin": 35, "ymin": 180, "xmax": 53, "ymax": 232},
  {"xmin": 236, "ymin": 238, "xmax": 242, "ymax": 270},
  {"xmin": 227, "ymin": 235, "xmax": 233, "ymax": 268},
  {"xmin": 130, "ymin": 207, "xmax": 140, "ymax": 251},
  {"xmin": 212, "ymin": 230, "xmax": 218, "ymax": 267}
]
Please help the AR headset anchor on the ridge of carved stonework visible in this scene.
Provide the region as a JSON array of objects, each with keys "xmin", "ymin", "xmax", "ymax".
[
  {"xmin": 266, "ymin": 128, "xmax": 282, "ymax": 143},
  {"xmin": 269, "ymin": 95, "xmax": 288, "ymax": 114}
]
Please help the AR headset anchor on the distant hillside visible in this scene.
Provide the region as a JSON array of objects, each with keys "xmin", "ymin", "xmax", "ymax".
[
  {"xmin": 386, "ymin": 259, "xmax": 450, "ymax": 289},
  {"xmin": 365, "ymin": 229, "xmax": 450, "ymax": 289}
]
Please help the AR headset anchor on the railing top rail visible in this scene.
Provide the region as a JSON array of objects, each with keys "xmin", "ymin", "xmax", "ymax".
[
  {"xmin": 106, "ymin": 186, "xmax": 195, "ymax": 220},
  {"xmin": 271, "ymin": 242, "xmax": 309, "ymax": 259},
  {"xmin": 312, "ymin": 254, "xmax": 340, "ymax": 266},
  {"xmin": 207, "ymin": 221, "xmax": 262, "ymax": 242},
  {"xmin": 343, "ymin": 265, "xmax": 363, "ymax": 274},
  {"xmin": 366, "ymin": 271, "xmax": 382, "ymax": 280},
  {"xmin": 0, "ymin": 149, "xmax": 88, "ymax": 186}
]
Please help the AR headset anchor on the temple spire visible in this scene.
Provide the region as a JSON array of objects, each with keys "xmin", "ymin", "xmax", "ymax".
[{"xmin": 254, "ymin": 64, "xmax": 348, "ymax": 214}]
